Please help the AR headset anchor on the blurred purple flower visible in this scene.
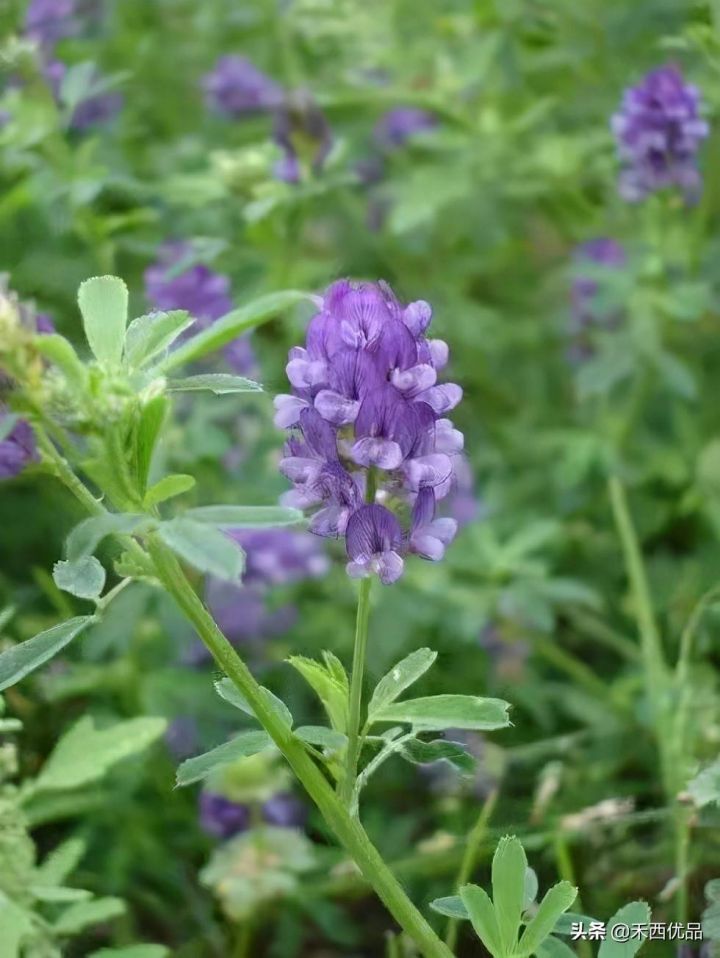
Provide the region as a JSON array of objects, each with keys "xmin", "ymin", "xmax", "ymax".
[
  {"xmin": 568, "ymin": 238, "xmax": 626, "ymax": 363},
  {"xmin": 276, "ymin": 280, "xmax": 463, "ymax": 584},
  {"xmin": 24, "ymin": 0, "xmax": 78, "ymax": 46},
  {"xmin": 0, "ymin": 414, "xmax": 37, "ymax": 480},
  {"xmin": 262, "ymin": 793, "xmax": 307, "ymax": 828},
  {"xmin": 187, "ymin": 530, "xmax": 327, "ymax": 664},
  {"xmin": 226, "ymin": 529, "xmax": 330, "ymax": 587},
  {"xmin": 273, "ymin": 92, "xmax": 333, "ymax": 183},
  {"xmin": 200, "ymin": 792, "xmax": 251, "ymax": 839},
  {"xmin": 43, "ymin": 59, "xmax": 122, "ymax": 129},
  {"xmin": 611, "ymin": 65, "xmax": 709, "ymax": 203},
  {"xmin": 374, "ymin": 107, "xmax": 437, "ymax": 151},
  {"xmin": 479, "ymin": 623, "xmax": 529, "ymax": 683},
  {"xmin": 202, "ymin": 56, "xmax": 283, "ymax": 117},
  {"xmin": 144, "ymin": 242, "xmax": 255, "ymax": 374},
  {"xmin": 165, "ymin": 716, "xmax": 199, "ymax": 761}
]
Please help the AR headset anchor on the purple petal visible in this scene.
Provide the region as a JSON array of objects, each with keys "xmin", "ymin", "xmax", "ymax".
[
  {"xmin": 376, "ymin": 550, "xmax": 405, "ymax": 584},
  {"xmin": 346, "ymin": 504, "xmax": 402, "ymax": 560},
  {"xmin": 401, "ymin": 300, "xmax": 432, "ymax": 337},
  {"xmin": 273, "ymin": 394, "xmax": 309, "ymax": 428},
  {"xmin": 435, "ymin": 418, "xmax": 464, "ymax": 454},
  {"xmin": 418, "ymin": 383, "xmax": 463, "ymax": 415},
  {"xmin": 351, "ymin": 437, "xmax": 403, "ymax": 470},
  {"xmin": 314, "ymin": 389, "xmax": 360, "ymax": 426},
  {"xmin": 390, "ymin": 364, "xmax": 437, "ymax": 397}
]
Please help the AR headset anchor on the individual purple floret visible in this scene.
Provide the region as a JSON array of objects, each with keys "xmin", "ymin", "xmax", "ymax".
[
  {"xmin": 272, "ymin": 92, "xmax": 333, "ymax": 183},
  {"xmin": 261, "ymin": 792, "xmax": 307, "ymax": 828},
  {"xmin": 568, "ymin": 238, "xmax": 626, "ymax": 363},
  {"xmin": 202, "ymin": 55, "xmax": 284, "ymax": 118},
  {"xmin": 24, "ymin": 0, "xmax": 78, "ymax": 46},
  {"xmin": 611, "ymin": 65, "xmax": 709, "ymax": 203},
  {"xmin": 199, "ymin": 792, "xmax": 251, "ymax": 839},
  {"xmin": 0, "ymin": 414, "xmax": 37, "ymax": 480},
  {"xmin": 276, "ymin": 280, "xmax": 464, "ymax": 585},
  {"xmin": 144, "ymin": 243, "xmax": 255, "ymax": 375},
  {"xmin": 374, "ymin": 107, "xmax": 437, "ymax": 151},
  {"xmin": 43, "ymin": 59, "xmax": 122, "ymax": 130}
]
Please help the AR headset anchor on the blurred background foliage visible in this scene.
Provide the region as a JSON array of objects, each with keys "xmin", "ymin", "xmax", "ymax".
[{"xmin": 2, "ymin": 0, "xmax": 720, "ymax": 955}]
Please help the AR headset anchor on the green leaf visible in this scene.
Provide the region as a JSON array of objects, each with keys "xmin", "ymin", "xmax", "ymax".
[
  {"xmin": 517, "ymin": 882, "xmax": 577, "ymax": 958},
  {"xmin": 53, "ymin": 557, "xmax": 106, "ymax": 600},
  {"xmin": 374, "ymin": 694, "xmax": 511, "ymax": 732},
  {"xmin": 537, "ymin": 937, "xmax": 578, "ymax": 958},
  {"xmin": 157, "ymin": 519, "xmax": 244, "ymax": 582},
  {"xmin": 367, "ymin": 648, "xmax": 437, "ymax": 720},
  {"xmin": 460, "ymin": 884, "xmax": 503, "ymax": 956},
  {"xmin": 124, "ymin": 310, "xmax": 193, "ymax": 368},
  {"xmin": 34, "ymin": 716, "xmax": 167, "ymax": 792},
  {"xmin": 88, "ymin": 948, "xmax": 170, "ymax": 958},
  {"xmin": 176, "ymin": 730, "xmax": 272, "ymax": 786},
  {"xmin": 31, "ymin": 885, "xmax": 92, "ymax": 902},
  {"xmin": 288, "ymin": 655, "xmax": 349, "ymax": 733},
  {"xmin": 156, "ymin": 290, "xmax": 313, "ymax": 372},
  {"xmin": 35, "ymin": 334, "xmax": 87, "ymax": 389},
  {"xmin": 430, "ymin": 895, "xmax": 469, "ymax": 920},
  {"xmin": 553, "ymin": 912, "xmax": 596, "ymax": 936},
  {"xmin": 54, "ymin": 896, "xmax": 125, "ymax": 935},
  {"xmin": 66, "ymin": 513, "xmax": 147, "ymax": 561},
  {"xmin": 706, "ymin": 879, "xmax": 720, "ymax": 904},
  {"xmin": 703, "ymin": 900, "xmax": 720, "ymax": 941},
  {"xmin": 35, "ymin": 838, "xmax": 87, "ymax": 886},
  {"xmin": 77, "ymin": 276, "xmax": 128, "ymax": 367},
  {"xmin": 214, "ymin": 677, "xmax": 293, "ymax": 727},
  {"xmin": 688, "ymin": 758, "xmax": 720, "ymax": 808},
  {"xmin": 399, "ymin": 738, "xmax": 475, "ymax": 774},
  {"xmin": 186, "ymin": 505, "xmax": 303, "ymax": 528},
  {"xmin": 294, "ymin": 726, "xmax": 347, "ymax": 751},
  {"xmin": 598, "ymin": 901, "xmax": 651, "ymax": 958},
  {"xmin": 166, "ymin": 373, "xmax": 262, "ymax": 394},
  {"xmin": 134, "ymin": 395, "xmax": 170, "ymax": 492},
  {"xmin": 0, "ymin": 414, "xmax": 19, "ymax": 443},
  {"xmin": 492, "ymin": 836, "xmax": 528, "ymax": 953},
  {"xmin": 143, "ymin": 474, "xmax": 196, "ymax": 509},
  {"xmin": 0, "ymin": 616, "xmax": 94, "ymax": 691},
  {"xmin": 0, "ymin": 892, "xmax": 34, "ymax": 957},
  {"xmin": 525, "ymin": 868, "xmax": 539, "ymax": 908}
]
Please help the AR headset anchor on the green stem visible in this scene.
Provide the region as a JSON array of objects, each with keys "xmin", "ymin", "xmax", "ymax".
[
  {"xmin": 675, "ymin": 804, "xmax": 692, "ymax": 925},
  {"xmin": 342, "ymin": 576, "xmax": 373, "ymax": 809},
  {"xmin": 445, "ymin": 788, "xmax": 498, "ymax": 951},
  {"xmin": 607, "ymin": 476, "xmax": 667, "ymax": 685},
  {"xmin": 146, "ymin": 537, "xmax": 453, "ymax": 958},
  {"xmin": 554, "ymin": 833, "xmax": 592, "ymax": 958}
]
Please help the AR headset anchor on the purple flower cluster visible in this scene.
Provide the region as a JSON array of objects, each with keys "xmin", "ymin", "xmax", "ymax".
[
  {"xmin": 276, "ymin": 280, "xmax": 463, "ymax": 585},
  {"xmin": 568, "ymin": 238, "xmax": 625, "ymax": 363},
  {"xmin": 144, "ymin": 243, "xmax": 254, "ymax": 374},
  {"xmin": 0, "ymin": 414, "xmax": 37, "ymax": 480},
  {"xmin": 200, "ymin": 790, "xmax": 307, "ymax": 840},
  {"xmin": 611, "ymin": 65, "xmax": 709, "ymax": 203},
  {"xmin": 374, "ymin": 107, "xmax": 437, "ymax": 152},
  {"xmin": 202, "ymin": 56, "xmax": 283, "ymax": 117}
]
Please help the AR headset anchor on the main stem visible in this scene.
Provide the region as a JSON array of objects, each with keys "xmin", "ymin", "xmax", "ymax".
[
  {"xmin": 147, "ymin": 538, "xmax": 453, "ymax": 958},
  {"xmin": 342, "ymin": 576, "xmax": 373, "ymax": 808}
]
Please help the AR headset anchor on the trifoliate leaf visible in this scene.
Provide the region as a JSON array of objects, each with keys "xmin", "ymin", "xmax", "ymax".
[
  {"xmin": 176, "ymin": 730, "xmax": 273, "ymax": 787},
  {"xmin": 374, "ymin": 694, "xmax": 511, "ymax": 732},
  {"xmin": 0, "ymin": 617, "xmax": 95, "ymax": 691},
  {"xmin": 367, "ymin": 648, "xmax": 437, "ymax": 720},
  {"xmin": 157, "ymin": 518, "xmax": 244, "ymax": 582}
]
